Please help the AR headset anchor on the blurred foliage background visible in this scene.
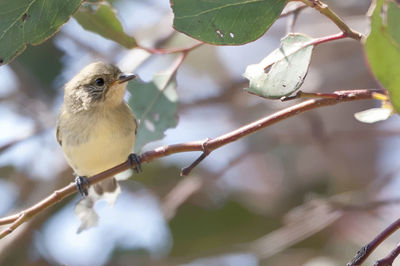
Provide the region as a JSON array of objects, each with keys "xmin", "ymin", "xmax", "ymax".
[{"xmin": 1, "ymin": 0, "xmax": 400, "ymax": 265}]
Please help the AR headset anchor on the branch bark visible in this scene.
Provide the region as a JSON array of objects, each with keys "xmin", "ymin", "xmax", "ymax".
[
  {"xmin": 0, "ymin": 88, "xmax": 383, "ymax": 239},
  {"xmin": 375, "ymin": 243, "xmax": 400, "ymax": 266},
  {"xmin": 348, "ymin": 217, "xmax": 400, "ymax": 266}
]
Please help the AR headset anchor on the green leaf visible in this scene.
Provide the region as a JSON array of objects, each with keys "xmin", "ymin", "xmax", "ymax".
[
  {"xmin": 14, "ymin": 39, "xmax": 64, "ymax": 97},
  {"xmin": 354, "ymin": 107, "xmax": 392, "ymax": 123},
  {"xmin": 365, "ymin": 0, "xmax": 400, "ymax": 113},
  {"xmin": 243, "ymin": 33, "xmax": 314, "ymax": 99},
  {"xmin": 74, "ymin": 3, "xmax": 137, "ymax": 48},
  {"xmin": 171, "ymin": 0, "xmax": 288, "ymax": 45},
  {"xmin": 127, "ymin": 71, "xmax": 178, "ymax": 152},
  {"xmin": 0, "ymin": 0, "xmax": 82, "ymax": 65},
  {"xmin": 387, "ymin": 1, "xmax": 400, "ymax": 46}
]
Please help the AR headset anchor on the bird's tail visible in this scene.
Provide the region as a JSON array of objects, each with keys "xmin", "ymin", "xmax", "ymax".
[{"xmin": 74, "ymin": 177, "xmax": 121, "ymax": 233}]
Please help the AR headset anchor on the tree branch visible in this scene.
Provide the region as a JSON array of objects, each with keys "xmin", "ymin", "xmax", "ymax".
[
  {"xmin": 0, "ymin": 88, "xmax": 383, "ymax": 239},
  {"xmin": 375, "ymin": 243, "xmax": 400, "ymax": 266},
  {"xmin": 348, "ymin": 217, "xmax": 400, "ymax": 266}
]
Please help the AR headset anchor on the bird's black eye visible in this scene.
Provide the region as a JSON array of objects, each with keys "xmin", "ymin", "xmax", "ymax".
[{"xmin": 95, "ymin": 78, "xmax": 104, "ymax": 87}]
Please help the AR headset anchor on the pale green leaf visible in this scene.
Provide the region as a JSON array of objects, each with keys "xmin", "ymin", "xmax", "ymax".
[
  {"xmin": 74, "ymin": 3, "xmax": 137, "ymax": 48},
  {"xmin": 243, "ymin": 34, "xmax": 314, "ymax": 99},
  {"xmin": 365, "ymin": 0, "xmax": 400, "ymax": 113},
  {"xmin": 354, "ymin": 107, "xmax": 392, "ymax": 123},
  {"xmin": 127, "ymin": 71, "xmax": 178, "ymax": 152}
]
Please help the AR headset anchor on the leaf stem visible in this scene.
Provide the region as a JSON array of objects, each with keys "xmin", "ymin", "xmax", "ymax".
[{"xmin": 297, "ymin": 0, "xmax": 364, "ymax": 41}]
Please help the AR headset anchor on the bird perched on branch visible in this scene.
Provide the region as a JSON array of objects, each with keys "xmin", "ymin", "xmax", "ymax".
[{"xmin": 56, "ymin": 62, "xmax": 140, "ymax": 232}]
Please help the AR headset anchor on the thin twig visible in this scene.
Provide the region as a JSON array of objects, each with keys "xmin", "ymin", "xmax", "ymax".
[
  {"xmin": 0, "ymin": 88, "xmax": 383, "ymax": 239},
  {"xmin": 283, "ymin": 3, "xmax": 306, "ymax": 33},
  {"xmin": 348, "ymin": 218, "xmax": 400, "ymax": 266},
  {"xmin": 181, "ymin": 138, "xmax": 212, "ymax": 176},
  {"xmin": 281, "ymin": 90, "xmax": 366, "ymax": 101},
  {"xmin": 375, "ymin": 243, "xmax": 400, "ymax": 266},
  {"xmin": 298, "ymin": 0, "xmax": 364, "ymax": 41},
  {"xmin": 1, "ymin": 213, "xmax": 25, "ymax": 237},
  {"xmin": 280, "ymin": 3, "xmax": 307, "ymax": 18},
  {"xmin": 181, "ymin": 151, "xmax": 210, "ymax": 176},
  {"xmin": 286, "ymin": 10, "xmax": 300, "ymax": 34}
]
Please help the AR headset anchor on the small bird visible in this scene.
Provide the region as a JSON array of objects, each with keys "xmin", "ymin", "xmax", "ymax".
[{"xmin": 56, "ymin": 62, "xmax": 140, "ymax": 231}]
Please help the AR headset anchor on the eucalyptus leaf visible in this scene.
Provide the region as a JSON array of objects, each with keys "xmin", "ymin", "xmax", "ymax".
[
  {"xmin": 15, "ymin": 39, "xmax": 64, "ymax": 97},
  {"xmin": 171, "ymin": 0, "xmax": 287, "ymax": 45},
  {"xmin": 243, "ymin": 34, "xmax": 314, "ymax": 99},
  {"xmin": 127, "ymin": 71, "xmax": 178, "ymax": 152},
  {"xmin": 0, "ymin": 0, "xmax": 82, "ymax": 65},
  {"xmin": 74, "ymin": 3, "xmax": 137, "ymax": 49},
  {"xmin": 354, "ymin": 107, "xmax": 392, "ymax": 123},
  {"xmin": 365, "ymin": 0, "xmax": 400, "ymax": 113}
]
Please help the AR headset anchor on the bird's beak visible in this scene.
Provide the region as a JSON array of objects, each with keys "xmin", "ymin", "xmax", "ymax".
[{"xmin": 118, "ymin": 73, "xmax": 137, "ymax": 84}]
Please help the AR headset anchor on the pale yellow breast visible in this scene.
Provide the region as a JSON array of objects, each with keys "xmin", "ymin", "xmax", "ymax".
[
  {"xmin": 64, "ymin": 126, "xmax": 135, "ymax": 176},
  {"xmin": 60, "ymin": 104, "xmax": 136, "ymax": 177}
]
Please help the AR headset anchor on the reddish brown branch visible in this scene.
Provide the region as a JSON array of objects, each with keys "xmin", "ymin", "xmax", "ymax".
[
  {"xmin": 181, "ymin": 151, "xmax": 210, "ymax": 176},
  {"xmin": 375, "ymin": 243, "xmax": 400, "ymax": 266},
  {"xmin": 0, "ymin": 88, "xmax": 383, "ymax": 239},
  {"xmin": 348, "ymin": 217, "xmax": 400, "ymax": 266}
]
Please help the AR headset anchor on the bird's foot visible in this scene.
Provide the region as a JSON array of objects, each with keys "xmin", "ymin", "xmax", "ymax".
[
  {"xmin": 128, "ymin": 153, "xmax": 142, "ymax": 174},
  {"xmin": 75, "ymin": 176, "xmax": 90, "ymax": 197}
]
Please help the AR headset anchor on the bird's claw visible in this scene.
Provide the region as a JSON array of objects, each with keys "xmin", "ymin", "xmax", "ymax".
[
  {"xmin": 128, "ymin": 153, "xmax": 142, "ymax": 174},
  {"xmin": 75, "ymin": 176, "xmax": 90, "ymax": 197}
]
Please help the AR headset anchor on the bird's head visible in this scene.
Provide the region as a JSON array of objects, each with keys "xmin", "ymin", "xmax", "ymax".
[{"xmin": 64, "ymin": 62, "xmax": 136, "ymax": 111}]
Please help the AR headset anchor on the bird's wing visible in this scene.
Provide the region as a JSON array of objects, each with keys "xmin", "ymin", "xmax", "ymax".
[
  {"xmin": 56, "ymin": 120, "xmax": 62, "ymax": 146},
  {"xmin": 134, "ymin": 115, "xmax": 138, "ymax": 135}
]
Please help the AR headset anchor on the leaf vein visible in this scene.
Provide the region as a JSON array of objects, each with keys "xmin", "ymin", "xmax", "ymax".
[{"xmin": 174, "ymin": 0, "xmax": 267, "ymax": 19}]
